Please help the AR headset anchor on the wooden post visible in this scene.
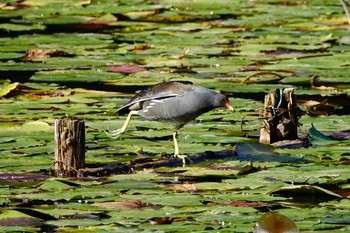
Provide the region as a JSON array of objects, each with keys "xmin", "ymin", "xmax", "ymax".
[
  {"xmin": 260, "ymin": 88, "xmax": 299, "ymax": 144},
  {"xmin": 54, "ymin": 117, "xmax": 85, "ymax": 177}
]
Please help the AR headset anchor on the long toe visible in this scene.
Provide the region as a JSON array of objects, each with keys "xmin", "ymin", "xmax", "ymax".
[
  {"xmin": 105, "ymin": 128, "xmax": 124, "ymax": 138},
  {"xmin": 174, "ymin": 154, "xmax": 187, "ymax": 167}
]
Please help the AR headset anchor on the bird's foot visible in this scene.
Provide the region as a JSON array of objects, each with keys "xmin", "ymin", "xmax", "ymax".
[
  {"xmin": 174, "ymin": 154, "xmax": 188, "ymax": 167},
  {"xmin": 105, "ymin": 127, "xmax": 124, "ymax": 138}
]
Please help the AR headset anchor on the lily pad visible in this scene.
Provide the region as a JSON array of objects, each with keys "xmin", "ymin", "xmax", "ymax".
[{"xmin": 254, "ymin": 212, "xmax": 299, "ymax": 233}]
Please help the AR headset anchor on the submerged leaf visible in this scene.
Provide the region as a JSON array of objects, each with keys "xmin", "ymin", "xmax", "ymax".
[
  {"xmin": 0, "ymin": 210, "xmax": 42, "ymax": 227},
  {"xmin": 107, "ymin": 65, "xmax": 147, "ymax": 73},
  {"xmin": 92, "ymin": 200, "xmax": 160, "ymax": 210},
  {"xmin": 235, "ymin": 142, "xmax": 306, "ymax": 162},
  {"xmin": 269, "ymin": 185, "xmax": 342, "ymax": 199},
  {"xmin": 0, "ymin": 173, "xmax": 49, "ymax": 182}
]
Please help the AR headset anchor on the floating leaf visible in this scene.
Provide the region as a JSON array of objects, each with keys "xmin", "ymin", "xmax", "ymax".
[
  {"xmin": 254, "ymin": 212, "xmax": 299, "ymax": 233},
  {"xmin": 308, "ymin": 124, "xmax": 338, "ymax": 146},
  {"xmin": 21, "ymin": 121, "xmax": 51, "ymax": 131},
  {"xmin": 0, "ymin": 82, "xmax": 36, "ymax": 98},
  {"xmin": 38, "ymin": 178, "xmax": 78, "ymax": 191}
]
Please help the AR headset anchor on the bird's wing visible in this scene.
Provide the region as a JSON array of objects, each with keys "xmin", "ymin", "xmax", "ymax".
[
  {"xmin": 116, "ymin": 93, "xmax": 179, "ymax": 114},
  {"xmin": 116, "ymin": 81, "xmax": 193, "ymax": 115}
]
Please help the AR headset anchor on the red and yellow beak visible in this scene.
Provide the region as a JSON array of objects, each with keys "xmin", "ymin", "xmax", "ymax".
[{"xmin": 226, "ymin": 100, "xmax": 234, "ymax": 111}]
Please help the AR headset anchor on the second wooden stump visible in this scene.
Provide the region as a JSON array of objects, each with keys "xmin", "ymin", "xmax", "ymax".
[{"xmin": 260, "ymin": 88, "xmax": 300, "ymax": 144}]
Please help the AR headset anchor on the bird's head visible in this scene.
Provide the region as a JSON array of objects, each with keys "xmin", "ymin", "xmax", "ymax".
[{"xmin": 215, "ymin": 93, "xmax": 233, "ymax": 111}]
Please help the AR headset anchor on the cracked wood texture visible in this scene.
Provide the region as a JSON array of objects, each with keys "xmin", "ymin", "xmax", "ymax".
[
  {"xmin": 260, "ymin": 88, "xmax": 299, "ymax": 144},
  {"xmin": 54, "ymin": 118, "xmax": 85, "ymax": 177}
]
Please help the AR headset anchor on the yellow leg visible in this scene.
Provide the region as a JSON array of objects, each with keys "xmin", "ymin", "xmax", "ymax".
[
  {"xmin": 106, "ymin": 110, "xmax": 138, "ymax": 138},
  {"xmin": 173, "ymin": 131, "xmax": 186, "ymax": 167}
]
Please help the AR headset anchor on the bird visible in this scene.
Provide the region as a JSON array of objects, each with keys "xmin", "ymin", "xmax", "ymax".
[{"xmin": 106, "ymin": 81, "xmax": 233, "ymax": 166}]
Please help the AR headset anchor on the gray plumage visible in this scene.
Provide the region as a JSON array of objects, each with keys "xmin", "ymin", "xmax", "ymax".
[
  {"xmin": 107, "ymin": 81, "xmax": 233, "ymax": 166},
  {"xmin": 116, "ymin": 81, "xmax": 232, "ymax": 129}
]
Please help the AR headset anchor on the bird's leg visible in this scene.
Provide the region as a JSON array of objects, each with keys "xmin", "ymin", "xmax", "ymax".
[
  {"xmin": 106, "ymin": 110, "xmax": 138, "ymax": 138},
  {"xmin": 172, "ymin": 130, "xmax": 187, "ymax": 167}
]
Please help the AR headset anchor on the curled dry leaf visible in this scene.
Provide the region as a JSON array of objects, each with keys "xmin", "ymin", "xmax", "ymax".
[
  {"xmin": 302, "ymin": 100, "xmax": 334, "ymax": 116},
  {"xmin": 171, "ymin": 48, "xmax": 190, "ymax": 59},
  {"xmin": 88, "ymin": 13, "xmax": 118, "ymax": 25},
  {"xmin": 310, "ymin": 75, "xmax": 338, "ymax": 91}
]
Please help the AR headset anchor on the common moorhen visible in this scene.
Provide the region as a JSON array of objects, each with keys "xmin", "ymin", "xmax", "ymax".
[{"xmin": 107, "ymin": 81, "xmax": 233, "ymax": 166}]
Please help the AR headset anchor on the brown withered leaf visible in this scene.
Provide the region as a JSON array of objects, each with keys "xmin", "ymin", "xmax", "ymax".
[
  {"xmin": 0, "ymin": 217, "xmax": 43, "ymax": 227},
  {"xmin": 1, "ymin": 1, "xmax": 29, "ymax": 10},
  {"xmin": 30, "ymin": 90, "xmax": 74, "ymax": 99},
  {"xmin": 156, "ymin": 217, "xmax": 173, "ymax": 225},
  {"xmin": 25, "ymin": 49, "xmax": 74, "ymax": 59},
  {"xmin": 239, "ymin": 66, "xmax": 260, "ymax": 71},
  {"xmin": 237, "ymin": 161, "xmax": 266, "ymax": 175},
  {"xmin": 107, "ymin": 65, "xmax": 147, "ymax": 73},
  {"xmin": 171, "ymin": 183, "xmax": 197, "ymax": 192},
  {"xmin": 92, "ymin": 200, "xmax": 161, "ymax": 210},
  {"xmin": 302, "ymin": 100, "xmax": 334, "ymax": 116},
  {"xmin": 171, "ymin": 48, "xmax": 190, "ymax": 59},
  {"xmin": 207, "ymin": 200, "xmax": 268, "ymax": 208},
  {"xmin": 133, "ymin": 43, "xmax": 151, "ymax": 51}
]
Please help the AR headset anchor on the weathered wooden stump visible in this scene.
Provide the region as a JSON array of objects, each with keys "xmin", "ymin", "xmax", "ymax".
[
  {"xmin": 260, "ymin": 88, "xmax": 299, "ymax": 144},
  {"xmin": 54, "ymin": 117, "xmax": 85, "ymax": 177}
]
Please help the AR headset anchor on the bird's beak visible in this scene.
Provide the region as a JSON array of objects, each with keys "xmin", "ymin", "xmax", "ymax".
[{"xmin": 226, "ymin": 101, "xmax": 234, "ymax": 111}]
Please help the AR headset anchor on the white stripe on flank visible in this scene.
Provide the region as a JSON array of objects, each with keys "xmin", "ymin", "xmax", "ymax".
[{"xmin": 151, "ymin": 99, "xmax": 163, "ymax": 103}]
